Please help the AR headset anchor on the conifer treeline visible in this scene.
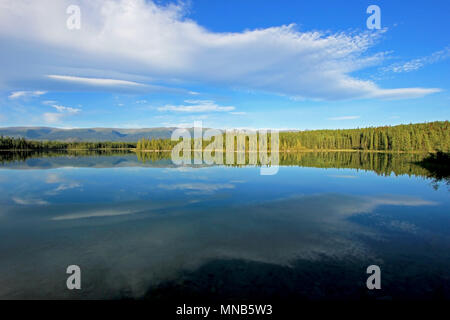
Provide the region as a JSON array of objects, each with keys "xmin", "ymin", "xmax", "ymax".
[
  {"xmin": 136, "ymin": 121, "xmax": 449, "ymax": 152},
  {"xmin": 0, "ymin": 137, "xmax": 135, "ymax": 150},
  {"xmin": 136, "ymin": 138, "xmax": 177, "ymax": 151},
  {"xmin": 280, "ymin": 121, "xmax": 449, "ymax": 151},
  {"xmin": 1, "ymin": 121, "xmax": 448, "ymax": 152}
]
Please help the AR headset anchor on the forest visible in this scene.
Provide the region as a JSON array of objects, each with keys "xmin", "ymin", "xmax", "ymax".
[
  {"xmin": 1, "ymin": 121, "xmax": 449, "ymax": 152},
  {"xmin": 0, "ymin": 137, "xmax": 135, "ymax": 150},
  {"xmin": 136, "ymin": 121, "xmax": 450, "ymax": 152},
  {"xmin": 279, "ymin": 121, "xmax": 449, "ymax": 151}
]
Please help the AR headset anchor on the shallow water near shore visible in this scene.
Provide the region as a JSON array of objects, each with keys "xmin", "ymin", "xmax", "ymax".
[{"xmin": 0, "ymin": 151, "xmax": 449, "ymax": 300}]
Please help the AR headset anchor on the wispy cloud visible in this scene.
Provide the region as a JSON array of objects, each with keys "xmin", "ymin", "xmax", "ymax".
[
  {"xmin": 50, "ymin": 104, "xmax": 81, "ymax": 114},
  {"xmin": 52, "ymin": 209, "xmax": 139, "ymax": 221},
  {"xmin": 8, "ymin": 90, "xmax": 46, "ymax": 99},
  {"xmin": 42, "ymin": 101, "xmax": 81, "ymax": 124},
  {"xmin": 329, "ymin": 175, "xmax": 358, "ymax": 179},
  {"xmin": 229, "ymin": 111, "xmax": 247, "ymax": 115},
  {"xmin": 158, "ymin": 183, "xmax": 235, "ymax": 195},
  {"xmin": 47, "ymin": 75, "xmax": 145, "ymax": 87},
  {"xmin": 328, "ymin": 115, "xmax": 360, "ymax": 120},
  {"xmin": 382, "ymin": 47, "xmax": 450, "ymax": 73},
  {"xmin": 158, "ymin": 100, "xmax": 235, "ymax": 113},
  {"xmin": 46, "ymin": 182, "xmax": 82, "ymax": 195},
  {"xmin": 0, "ymin": 0, "xmax": 440, "ymax": 100},
  {"xmin": 13, "ymin": 197, "xmax": 48, "ymax": 205},
  {"xmin": 42, "ymin": 100, "xmax": 57, "ymax": 105},
  {"xmin": 45, "ymin": 173, "xmax": 63, "ymax": 184},
  {"xmin": 43, "ymin": 113, "xmax": 64, "ymax": 124}
]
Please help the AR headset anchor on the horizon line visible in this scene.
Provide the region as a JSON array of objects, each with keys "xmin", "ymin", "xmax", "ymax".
[{"xmin": 0, "ymin": 120, "xmax": 448, "ymax": 132}]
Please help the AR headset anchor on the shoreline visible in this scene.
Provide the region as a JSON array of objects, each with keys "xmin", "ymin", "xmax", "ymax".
[
  {"xmin": 132, "ymin": 149, "xmax": 432, "ymax": 154},
  {"xmin": 0, "ymin": 148, "xmax": 433, "ymax": 154},
  {"xmin": 0, "ymin": 148, "xmax": 133, "ymax": 152}
]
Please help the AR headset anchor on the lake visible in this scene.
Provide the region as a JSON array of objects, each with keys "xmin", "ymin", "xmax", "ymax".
[{"xmin": 0, "ymin": 151, "xmax": 449, "ymax": 300}]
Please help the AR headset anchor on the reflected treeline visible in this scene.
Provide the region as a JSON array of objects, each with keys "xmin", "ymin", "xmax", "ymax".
[
  {"xmin": 416, "ymin": 152, "xmax": 450, "ymax": 189},
  {"xmin": 136, "ymin": 151, "xmax": 172, "ymax": 163},
  {"xmin": 279, "ymin": 151, "xmax": 430, "ymax": 177},
  {"xmin": 0, "ymin": 150, "xmax": 439, "ymax": 179},
  {"xmin": 136, "ymin": 151, "xmax": 431, "ymax": 177},
  {"xmin": 0, "ymin": 150, "xmax": 133, "ymax": 165}
]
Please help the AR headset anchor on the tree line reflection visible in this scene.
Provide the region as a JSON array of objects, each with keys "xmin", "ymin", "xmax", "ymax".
[{"xmin": 1, "ymin": 150, "xmax": 438, "ymax": 179}]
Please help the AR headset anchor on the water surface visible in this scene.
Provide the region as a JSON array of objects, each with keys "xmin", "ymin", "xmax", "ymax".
[{"xmin": 0, "ymin": 151, "xmax": 448, "ymax": 300}]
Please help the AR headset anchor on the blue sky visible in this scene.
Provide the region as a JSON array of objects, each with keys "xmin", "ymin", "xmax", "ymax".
[{"xmin": 0, "ymin": 0, "xmax": 449, "ymax": 129}]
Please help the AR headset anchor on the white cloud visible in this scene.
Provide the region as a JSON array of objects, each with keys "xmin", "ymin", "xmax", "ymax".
[
  {"xmin": 370, "ymin": 87, "xmax": 441, "ymax": 99},
  {"xmin": 382, "ymin": 47, "xmax": 450, "ymax": 73},
  {"xmin": 12, "ymin": 197, "xmax": 48, "ymax": 205},
  {"xmin": 45, "ymin": 173, "xmax": 63, "ymax": 184},
  {"xmin": 229, "ymin": 111, "xmax": 247, "ymax": 115},
  {"xmin": 0, "ymin": 0, "xmax": 440, "ymax": 100},
  {"xmin": 328, "ymin": 115, "xmax": 360, "ymax": 120},
  {"xmin": 42, "ymin": 101, "xmax": 81, "ymax": 123},
  {"xmin": 47, "ymin": 182, "xmax": 82, "ymax": 195},
  {"xmin": 43, "ymin": 112, "xmax": 64, "ymax": 124},
  {"xmin": 41, "ymin": 101, "xmax": 81, "ymax": 123},
  {"xmin": 42, "ymin": 100, "xmax": 57, "ymax": 105},
  {"xmin": 51, "ymin": 104, "xmax": 81, "ymax": 114},
  {"xmin": 158, "ymin": 183, "xmax": 235, "ymax": 194},
  {"xmin": 8, "ymin": 90, "xmax": 46, "ymax": 99},
  {"xmin": 329, "ymin": 175, "xmax": 358, "ymax": 179},
  {"xmin": 369, "ymin": 196, "xmax": 436, "ymax": 207},
  {"xmin": 158, "ymin": 100, "xmax": 235, "ymax": 113},
  {"xmin": 52, "ymin": 209, "xmax": 139, "ymax": 221},
  {"xmin": 161, "ymin": 122, "xmax": 195, "ymax": 128},
  {"xmin": 47, "ymin": 75, "xmax": 145, "ymax": 87}
]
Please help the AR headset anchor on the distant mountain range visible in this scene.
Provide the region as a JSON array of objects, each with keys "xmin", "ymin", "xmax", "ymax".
[
  {"xmin": 0, "ymin": 126, "xmax": 292, "ymax": 142},
  {"xmin": 0, "ymin": 127, "xmax": 181, "ymax": 142}
]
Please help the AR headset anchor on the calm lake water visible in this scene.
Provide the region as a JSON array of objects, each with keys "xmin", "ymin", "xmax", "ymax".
[{"xmin": 0, "ymin": 151, "xmax": 449, "ymax": 300}]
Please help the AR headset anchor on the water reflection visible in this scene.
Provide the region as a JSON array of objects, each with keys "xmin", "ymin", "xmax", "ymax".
[
  {"xmin": 0, "ymin": 151, "xmax": 449, "ymax": 300},
  {"xmin": 0, "ymin": 150, "xmax": 431, "ymax": 177}
]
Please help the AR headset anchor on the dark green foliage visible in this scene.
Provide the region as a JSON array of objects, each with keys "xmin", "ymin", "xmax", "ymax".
[
  {"xmin": 2, "ymin": 121, "xmax": 449, "ymax": 153},
  {"xmin": 279, "ymin": 121, "xmax": 449, "ymax": 151},
  {"xmin": 136, "ymin": 121, "xmax": 449, "ymax": 152},
  {"xmin": 417, "ymin": 151, "xmax": 450, "ymax": 188},
  {"xmin": 279, "ymin": 151, "xmax": 429, "ymax": 177},
  {"xmin": 136, "ymin": 138, "xmax": 179, "ymax": 151},
  {"xmin": 0, "ymin": 136, "xmax": 136, "ymax": 150}
]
